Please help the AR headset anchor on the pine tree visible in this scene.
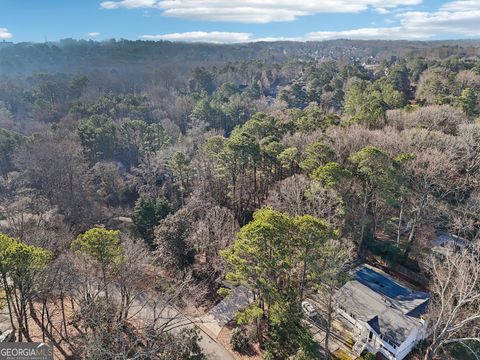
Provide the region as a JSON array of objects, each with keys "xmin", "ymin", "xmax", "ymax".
[
  {"xmin": 459, "ymin": 87, "xmax": 477, "ymax": 117},
  {"xmin": 133, "ymin": 196, "xmax": 171, "ymax": 249}
]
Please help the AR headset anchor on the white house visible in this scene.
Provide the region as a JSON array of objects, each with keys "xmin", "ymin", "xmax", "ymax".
[{"xmin": 335, "ymin": 266, "xmax": 430, "ymax": 360}]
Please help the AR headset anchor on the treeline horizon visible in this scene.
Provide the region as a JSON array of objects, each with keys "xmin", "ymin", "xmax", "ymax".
[{"xmin": 1, "ymin": 38, "xmax": 480, "ymax": 75}]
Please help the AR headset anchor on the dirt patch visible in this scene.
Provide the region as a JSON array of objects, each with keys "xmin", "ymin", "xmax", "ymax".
[{"xmin": 26, "ymin": 299, "xmax": 78, "ymax": 359}]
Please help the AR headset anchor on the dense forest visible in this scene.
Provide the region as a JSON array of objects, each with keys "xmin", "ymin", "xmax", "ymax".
[{"xmin": 0, "ymin": 39, "xmax": 479, "ymax": 359}]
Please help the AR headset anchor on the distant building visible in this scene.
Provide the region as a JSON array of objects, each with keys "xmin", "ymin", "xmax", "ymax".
[
  {"xmin": 0, "ymin": 40, "xmax": 13, "ymax": 49},
  {"xmin": 335, "ymin": 266, "xmax": 429, "ymax": 360},
  {"xmin": 430, "ymin": 232, "xmax": 469, "ymax": 256}
]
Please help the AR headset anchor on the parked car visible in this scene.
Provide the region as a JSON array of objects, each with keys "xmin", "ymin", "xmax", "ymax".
[{"xmin": 301, "ymin": 301, "xmax": 317, "ymax": 317}]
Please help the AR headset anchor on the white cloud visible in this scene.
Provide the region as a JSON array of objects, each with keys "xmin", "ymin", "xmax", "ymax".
[
  {"xmin": 254, "ymin": 36, "xmax": 302, "ymax": 42},
  {"xmin": 397, "ymin": 9, "xmax": 480, "ymax": 37},
  {"xmin": 307, "ymin": 0, "xmax": 480, "ymax": 40},
  {"xmin": 102, "ymin": 0, "xmax": 422, "ymax": 23},
  {"xmin": 107, "ymin": 0, "xmax": 480, "ymax": 41},
  {"xmin": 88, "ymin": 32, "xmax": 101, "ymax": 37},
  {"xmin": 139, "ymin": 1, "xmax": 480, "ymax": 45},
  {"xmin": 307, "ymin": 27, "xmax": 417, "ymax": 40},
  {"xmin": 141, "ymin": 31, "xmax": 253, "ymax": 43},
  {"xmin": 0, "ymin": 28, "xmax": 13, "ymax": 39},
  {"xmin": 375, "ymin": 8, "xmax": 391, "ymax": 14},
  {"xmin": 101, "ymin": 0, "xmax": 158, "ymax": 9},
  {"xmin": 440, "ymin": 0, "xmax": 480, "ymax": 12}
]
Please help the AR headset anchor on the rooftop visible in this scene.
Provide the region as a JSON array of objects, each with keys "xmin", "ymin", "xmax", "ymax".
[
  {"xmin": 336, "ymin": 266, "xmax": 430, "ymax": 346},
  {"xmin": 431, "ymin": 232, "xmax": 469, "ymax": 248},
  {"xmin": 355, "ymin": 266, "xmax": 429, "ymax": 315},
  {"xmin": 431, "ymin": 232, "xmax": 470, "ymax": 256}
]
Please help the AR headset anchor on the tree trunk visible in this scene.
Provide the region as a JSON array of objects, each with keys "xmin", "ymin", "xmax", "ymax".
[
  {"xmin": 404, "ymin": 196, "xmax": 425, "ymax": 259},
  {"xmin": 2, "ymin": 281, "xmax": 17, "ymax": 335},
  {"xmin": 29, "ymin": 301, "xmax": 70, "ymax": 359},
  {"xmin": 253, "ymin": 165, "xmax": 258, "ymax": 206},
  {"xmin": 358, "ymin": 191, "xmax": 369, "ymax": 254},
  {"xmin": 102, "ymin": 267, "xmax": 109, "ymax": 301},
  {"xmin": 404, "ymin": 219, "xmax": 417, "ymax": 260},
  {"xmin": 255, "ymin": 316, "xmax": 263, "ymax": 346},
  {"xmin": 324, "ymin": 288, "xmax": 334, "ymax": 360},
  {"xmin": 13, "ymin": 290, "xmax": 23, "ymax": 342},
  {"xmin": 60, "ymin": 296, "xmax": 68, "ymax": 337},
  {"xmin": 407, "ymin": 214, "xmax": 417, "ymax": 245},
  {"xmin": 23, "ymin": 303, "xmax": 31, "ymax": 341},
  {"xmin": 423, "ymin": 346, "xmax": 434, "ymax": 360},
  {"xmin": 41, "ymin": 302, "xmax": 46, "ymax": 343},
  {"xmin": 299, "ymin": 246, "xmax": 309, "ymax": 301},
  {"xmin": 396, "ymin": 200, "xmax": 404, "ymax": 246},
  {"xmin": 372, "ymin": 196, "xmax": 378, "ymax": 237}
]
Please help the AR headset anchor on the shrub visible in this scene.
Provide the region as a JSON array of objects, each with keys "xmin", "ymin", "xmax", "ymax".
[
  {"xmin": 291, "ymin": 348, "xmax": 317, "ymax": 360},
  {"xmin": 230, "ymin": 327, "xmax": 250, "ymax": 352},
  {"xmin": 217, "ymin": 287, "xmax": 232, "ymax": 298},
  {"xmin": 262, "ymin": 350, "xmax": 274, "ymax": 360}
]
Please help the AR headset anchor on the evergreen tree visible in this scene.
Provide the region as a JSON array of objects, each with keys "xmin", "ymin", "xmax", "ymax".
[
  {"xmin": 348, "ymin": 146, "xmax": 394, "ymax": 252},
  {"xmin": 133, "ymin": 196, "xmax": 171, "ymax": 249},
  {"xmin": 72, "ymin": 228, "xmax": 125, "ymax": 300},
  {"xmin": 458, "ymin": 87, "xmax": 477, "ymax": 116},
  {"xmin": 223, "ymin": 208, "xmax": 333, "ymax": 357},
  {"xmin": 77, "ymin": 114, "xmax": 116, "ymax": 163},
  {"xmin": 0, "ymin": 233, "xmax": 52, "ymax": 341}
]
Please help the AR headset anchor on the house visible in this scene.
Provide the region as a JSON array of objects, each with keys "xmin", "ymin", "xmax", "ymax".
[
  {"xmin": 430, "ymin": 232, "xmax": 469, "ymax": 256},
  {"xmin": 335, "ymin": 266, "xmax": 429, "ymax": 360},
  {"xmin": 198, "ymin": 286, "xmax": 252, "ymax": 338}
]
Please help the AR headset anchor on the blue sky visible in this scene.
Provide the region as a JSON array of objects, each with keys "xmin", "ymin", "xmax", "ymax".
[{"xmin": 1, "ymin": 0, "xmax": 479, "ymax": 43}]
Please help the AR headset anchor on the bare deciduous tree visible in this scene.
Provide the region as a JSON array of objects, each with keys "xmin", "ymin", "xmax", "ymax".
[
  {"xmin": 13, "ymin": 132, "xmax": 99, "ymax": 229},
  {"xmin": 266, "ymin": 174, "xmax": 345, "ymax": 228},
  {"xmin": 402, "ymin": 147, "xmax": 461, "ymax": 258},
  {"xmin": 423, "ymin": 240, "xmax": 480, "ymax": 360}
]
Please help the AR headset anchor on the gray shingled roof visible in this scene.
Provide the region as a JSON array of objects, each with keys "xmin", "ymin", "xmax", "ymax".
[
  {"xmin": 335, "ymin": 280, "xmax": 428, "ymax": 346},
  {"xmin": 209, "ymin": 286, "xmax": 252, "ymax": 326},
  {"xmin": 432, "ymin": 232, "xmax": 469, "ymax": 248}
]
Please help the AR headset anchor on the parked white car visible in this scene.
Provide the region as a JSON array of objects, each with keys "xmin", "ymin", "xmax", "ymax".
[{"xmin": 301, "ymin": 301, "xmax": 317, "ymax": 317}]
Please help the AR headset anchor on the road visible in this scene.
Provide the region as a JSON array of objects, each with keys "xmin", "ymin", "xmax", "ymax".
[{"xmin": 198, "ymin": 334, "xmax": 234, "ymax": 360}]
